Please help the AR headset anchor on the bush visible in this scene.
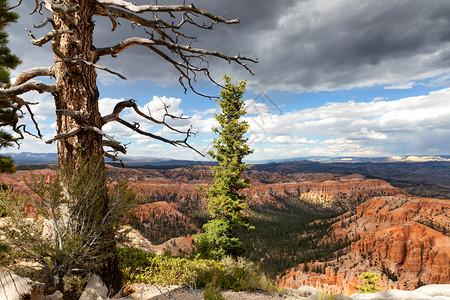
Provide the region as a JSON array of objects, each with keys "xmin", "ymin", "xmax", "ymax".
[
  {"xmin": 204, "ymin": 280, "xmax": 226, "ymax": 300},
  {"xmin": 355, "ymin": 270, "xmax": 382, "ymax": 294},
  {"xmin": 0, "ymin": 158, "xmax": 139, "ymax": 293},
  {"xmin": 118, "ymin": 247, "xmax": 277, "ymax": 292}
]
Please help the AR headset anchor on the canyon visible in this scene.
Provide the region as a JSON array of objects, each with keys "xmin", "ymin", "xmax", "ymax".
[
  {"xmin": 276, "ymin": 195, "xmax": 449, "ymax": 295},
  {"xmin": 0, "ymin": 162, "xmax": 448, "ymax": 295}
]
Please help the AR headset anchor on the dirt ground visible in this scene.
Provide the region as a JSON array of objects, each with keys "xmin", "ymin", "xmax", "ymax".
[
  {"xmin": 126, "ymin": 285, "xmax": 304, "ymax": 300},
  {"xmin": 170, "ymin": 288, "xmax": 303, "ymax": 299}
]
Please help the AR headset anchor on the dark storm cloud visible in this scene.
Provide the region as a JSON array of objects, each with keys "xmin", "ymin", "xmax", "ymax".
[
  {"xmin": 6, "ymin": 0, "xmax": 450, "ymax": 92},
  {"xmin": 240, "ymin": 0, "xmax": 450, "ymax": 92}
]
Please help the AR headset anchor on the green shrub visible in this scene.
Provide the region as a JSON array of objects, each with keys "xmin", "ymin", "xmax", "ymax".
[
  {"xmin": 0, "ymin": 158, "xmax": 139, "ymax": 293},
  {"xmin": 204, "ymin": 280, "xmax": 226, "ymax": 300},
  {"xmin": 118, "ymin": 247, "xmax": 277, "ymax": 293},
  {"xmin": 355, "ymin": 270, "xmax": 382, "ymax": 294}
]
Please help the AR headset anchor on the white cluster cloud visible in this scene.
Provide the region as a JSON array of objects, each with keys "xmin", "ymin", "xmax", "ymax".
[
  {"xmin": 2, "ymin": 88, "xmax": 450, "ymax": 160},
  {"xmin": 244, "ymin": 88, "xmax": 450, "ymax": 160}
]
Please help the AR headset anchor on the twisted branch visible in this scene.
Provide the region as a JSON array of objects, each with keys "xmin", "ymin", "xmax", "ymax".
[
  {"xmin": 0, "ymin": 81, "xmax": 56, "ymax": 98},
  {"xmin": 27, "ymin": 29, "xmax": 73, "ymax": 47},
  {"xmin": 56, "ymin": 58, "xmax": 126, "ymax": 80},
  {"xmin": 101, "ymin": 99, "xmax": 203, "ymax": 156},
  {"xmin": 13, "ymin": 67, "xmax": 54, "ymax": 87},
  {"xmin": 95, "ymin": 37, "xmax": 256, "ymax": 97},
  {"xmin": 97, "ymin": 0, "xmax": 239, "ymax": 24}
]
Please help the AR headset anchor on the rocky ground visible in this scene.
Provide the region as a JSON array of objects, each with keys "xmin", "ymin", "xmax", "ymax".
[{"xmin": 123, "ymin": 285, "xmax": 301, "ymax": 300}]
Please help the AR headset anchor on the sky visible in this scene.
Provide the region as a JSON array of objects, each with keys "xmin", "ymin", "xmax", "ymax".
[{"xmin": 2, "ymin": 0, "xmax": 450, "ymax": 162}]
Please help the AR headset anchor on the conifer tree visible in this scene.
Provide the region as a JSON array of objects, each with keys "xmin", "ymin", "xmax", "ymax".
[
  {"xmin": 0, "ymin": 0, "xmax": 20, "ymax": 86},
  {"xmin": 196, "ymin": 75, "xmax": 253, "ymax": 260},
  {"xmin": 0, "ymin": 0, "xmax": 20, "ymax": 172}
]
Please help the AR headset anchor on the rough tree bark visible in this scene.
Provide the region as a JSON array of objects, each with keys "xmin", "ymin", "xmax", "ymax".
[{"xmin": 52, "ymin": 1, "xmax": 103, "ymax": 169}]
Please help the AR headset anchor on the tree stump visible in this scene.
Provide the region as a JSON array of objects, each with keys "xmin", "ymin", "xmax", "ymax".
[{"xmin": 0, "ymin": 271, "xmax": 44, "ymax": 300}]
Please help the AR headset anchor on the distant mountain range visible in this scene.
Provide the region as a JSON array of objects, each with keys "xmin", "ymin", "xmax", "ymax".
[
  {"xmin": 1, "ymin": 152, "xmax": 168, "ymax": 165},
  {"xmin": 3, "ymin": 152, "xmax": 450, "ymax": 165}
]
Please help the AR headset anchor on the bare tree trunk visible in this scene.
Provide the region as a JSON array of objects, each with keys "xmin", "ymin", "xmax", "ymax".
[
  {"xmin": 52, "ymin": 0, "xmax": 122, "ymax": 294},
  {"xmin": 52, "ymin": 0, "xmax": 102, "ymax": 167}
]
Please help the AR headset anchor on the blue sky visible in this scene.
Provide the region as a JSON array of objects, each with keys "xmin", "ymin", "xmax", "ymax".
[{"xmin": 3, "ymin": 0, "xmax": 450, "ymax": 161}]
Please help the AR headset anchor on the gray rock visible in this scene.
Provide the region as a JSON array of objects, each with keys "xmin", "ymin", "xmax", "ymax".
[
  {"xmin": 306, "ymin": 294, "xmax": 350, "ymax": 300},
  {"xmin": 79, "ymin": 275, "xmax": 109, "ymax": 300},
  {"xmin": 416, "ymin": 285, "xmax": 450, "ymax": 297},
  {"xmin": 349, "ymin": 284, "xmax": 450, "ymax": 300},
  {"xmin": 0, "ymin": 270, "xmax": 45, "ymax": 300},
  {"xmin": 296, "ymin": 286, "xmax": 321, "ymax": 297},
  {"xmin": 44, "ymin": 290, "xmax": 63, "ymax": 300}
]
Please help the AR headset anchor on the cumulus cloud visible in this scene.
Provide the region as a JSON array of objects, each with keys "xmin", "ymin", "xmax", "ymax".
[
  {"xmin": 3, "ymin": 88, "xmax": 450, "ymax": 159},
  {"xmin": 246, "ymin": 88, "xmax": 450, "ymax": 158}
]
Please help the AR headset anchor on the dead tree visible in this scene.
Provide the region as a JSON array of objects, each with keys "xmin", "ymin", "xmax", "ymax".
[{"xmin": 1, "ymin": 0, "xmax": 256, "ymax": 294}]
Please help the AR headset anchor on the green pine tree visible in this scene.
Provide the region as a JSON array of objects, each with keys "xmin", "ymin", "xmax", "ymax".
[
  {"xmin": 196, "ymin": 75, "xmax": 253, "ymax": 260},
  {"xmin": 0, "ymin": 0, "xmax": 20, "ymax": 173},
  {"xmin": 0, "ymin": 0, "xmax": 20, "ymax": 87}
]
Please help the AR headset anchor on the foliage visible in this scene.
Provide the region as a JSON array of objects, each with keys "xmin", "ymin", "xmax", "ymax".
[
  {"xmin": 315, "ymin": 293, "xmax": 340, "ymax": 300},
  {"xmin": 0, "ymin": 0, "xmax": 20, "ymax": 87},
  {"xmin": 118, "ymin": 247, "xmax": 277, "ymax": 293},
  {"xmin": 0, "ymin": 154, "xmax": 15, "ymax": 173},
  {"xmin": 196, "ymin": 75, "xmax": 253, "ymax": 260},
  {"xmin": 0, "ymin": 157, "xmax": 139, "ymax": 293},
  {"xmin": 203, "ymin": 284, "xmax": 226, "ymax": 300},
  {"xmin": 239, "ymin": 209, "xmax": 345, "ymax": 279},
  {"xmin": 354, "ymin": 270, "xmax": 382, "ymax": 294},
  {"xmin": 0, "ymin": 0, "xmax": 21, "ymax": 147}
]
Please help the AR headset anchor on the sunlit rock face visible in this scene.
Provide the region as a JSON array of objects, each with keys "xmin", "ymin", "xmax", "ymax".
[{"xmin": 277, "ymin": 195, "xmax": 450, "ymax": 295}]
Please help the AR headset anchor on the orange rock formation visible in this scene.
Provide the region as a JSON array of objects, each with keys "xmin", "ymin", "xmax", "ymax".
[{"xmin": 277, "ymin": 195, "xmax": 450, "ymax": 295}]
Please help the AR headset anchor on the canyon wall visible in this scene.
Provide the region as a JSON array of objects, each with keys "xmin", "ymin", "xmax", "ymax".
[{"xmin": 277, "ymin": 195, "xmax": 450, "ymax": 295}]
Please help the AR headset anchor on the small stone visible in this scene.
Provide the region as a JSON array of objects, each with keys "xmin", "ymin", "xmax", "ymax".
[
  {"xmin": 44, "ymin": 290, "xmax": 63, "ymax": 300},
  {"xmin": 79, "ymin": 275, "xmax": 108, "ymax": 300}
]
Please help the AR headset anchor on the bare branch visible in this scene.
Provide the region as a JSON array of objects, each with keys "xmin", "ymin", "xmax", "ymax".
[
  {"xmin": 43, "ymin": 0, "xmax": 80, "ymax": 15},
  {"xmin": 81, "ymin": 124, "xmax": 127, "ymax": 151},
  {"xmin": 5, "ymin": 0, "xmax": 22, "ymax": 10},
  {"xmin": 97, "ymin": 0, "xmax": 240, "ymax": 24},
  {"xmin": 95, "ymin": 1, "xmax": 120, "ymax": 31},
  {"xmin": 102, "ymin": 98, "xmax": 186, "ymax": 134},
  {"xmin": 46, "ymin": 127, "xmax": 82, "ymax": 144},
  {"xmin": 56, "ymin": 58, "xmax": 126, "ymax": 80},
  {"xmin": 94, "ymin": 37, "xmax": 256, "ymax": 81},
  {"xmin": 116, "ymin": 117, "xmax": 196, "ymax": 150},
  {"xmin": 13, "ymin": 67, "xmax": 54, "ymax": 87},
  {"xmin": 104, "ymin": 152, "xmax": 125, "ymax": 167},
  {"xmin": 31, "ymin": 0, "xmax": 43, "ymax": 15},
  {"xmin": 96, "ymin": 6, "xmax": 173, "ymax": 40},
  {"xmin": 100, "ymin": 98, "xmax": 202, "ymax": 156},
  {"xmin": 27, "ymin": 29, "xmax": 73, "ymax": 47},
  {"xmin": 102, "ymin": 139, "xmax": 127, "ymax": 154},
  {"xmin": 34, "ymin": 17, "xmax": 56, "ymax": 29},
  {"xmin": 95, "ymin": 37, "xmax": 256, "ymax": 98},
  {"xmin": 0, "ymin": 80, "xmax": 56, "ymax": 98}
]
